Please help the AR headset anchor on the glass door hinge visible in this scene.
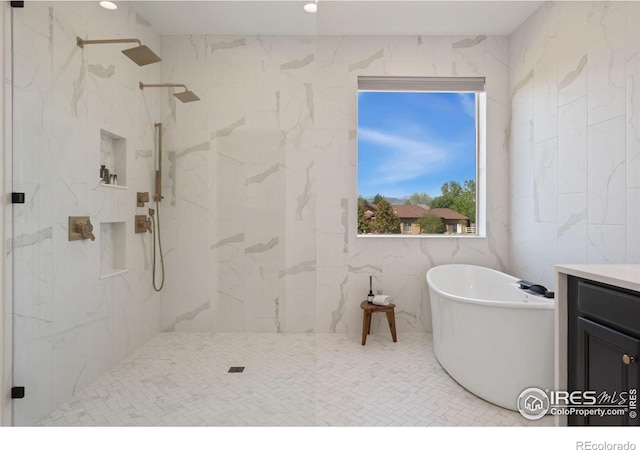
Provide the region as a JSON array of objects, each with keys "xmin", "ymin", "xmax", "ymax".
[
  {"xmin": 11, "ymin": 387, "xmax": 25, "ymax": 399},
  {"xmin": 11, "ymin": 192, "xmax": 25, "ymax": 204}
]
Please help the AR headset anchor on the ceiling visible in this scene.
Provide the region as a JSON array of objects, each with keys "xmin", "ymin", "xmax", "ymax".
[{"xmin": 131, "ymin": 0, "xmax": 545, "ymax": 36}]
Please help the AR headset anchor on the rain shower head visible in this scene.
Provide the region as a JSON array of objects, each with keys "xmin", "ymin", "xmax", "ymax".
[
  {"xmin": 121, "ymin": 45, "xmax": 162, "ymax": 66},
  {"xmin": 173, "ymin": 90, "xmax": 200, "ymax": 103},
  {"xmin": 139, "ymin": 82, "xmax": 201, "ymax": 103},
  {"xmin": 77, "ymin": 37, "xmax": 161, "ymax": 66}
]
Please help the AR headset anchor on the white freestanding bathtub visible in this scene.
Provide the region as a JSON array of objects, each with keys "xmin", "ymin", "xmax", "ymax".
[{"xmin": 426, "ymin": 264, "xmax": 554, "ymax": 411}]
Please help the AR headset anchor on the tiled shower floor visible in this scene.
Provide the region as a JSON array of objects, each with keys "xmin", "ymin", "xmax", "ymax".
[{"xmin": 39, "ymin": 332, "xmax": 553, "ymax": 427}]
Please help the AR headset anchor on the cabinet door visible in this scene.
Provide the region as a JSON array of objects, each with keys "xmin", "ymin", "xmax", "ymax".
[{"xmin": 572, "ymin": 317, "xmax": 640, "ymax": 426}]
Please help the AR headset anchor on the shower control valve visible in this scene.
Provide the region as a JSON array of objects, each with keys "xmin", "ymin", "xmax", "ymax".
[
  {"xmin": 137, "ymin": 192, "xmax": 150, "ymax": 207},
  {"xmin": 69, "ymin": 216, "xmax": 95, "ymax": 241},
  {"xmin": 135, "ymin": 215, "xmax": 152, "ymax": 234}
]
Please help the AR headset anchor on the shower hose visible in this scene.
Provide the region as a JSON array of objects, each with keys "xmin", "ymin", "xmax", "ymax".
[{"xmin": 151, "ymin": 204, "xmax": 165, "ymax": 291}]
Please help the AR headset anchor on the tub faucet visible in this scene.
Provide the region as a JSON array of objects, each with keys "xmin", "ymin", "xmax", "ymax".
[{"xmin": 517, "ymin": 280, "xmax": 554, "ymax": 298}]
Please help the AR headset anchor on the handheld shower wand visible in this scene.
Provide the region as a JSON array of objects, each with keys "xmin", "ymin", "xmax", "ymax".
[
  {"xmin": 155, "ymin": 122, "xmax": 163, "ymax": 203},
  {"xmin": 151, "ymin": 123, "xmax": 165, "ymax": 291}
]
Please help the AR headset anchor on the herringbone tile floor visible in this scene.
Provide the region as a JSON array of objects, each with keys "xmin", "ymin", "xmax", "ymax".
[{"xmin": 39, "ymin": 332, "xmax": 554, "ymax": 427}]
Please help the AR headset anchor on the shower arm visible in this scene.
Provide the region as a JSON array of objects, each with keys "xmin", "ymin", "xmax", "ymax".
[
  {"xmin": 77, "ymin": 37, "xmax": 144, "ymax": 48},
  {"xmin": 154, "ymin": 123, "xmax": 163, "ymax": 203},
  {"xmin": 140, "ymin": 82, "xmax": 189, "ymax": 94}
]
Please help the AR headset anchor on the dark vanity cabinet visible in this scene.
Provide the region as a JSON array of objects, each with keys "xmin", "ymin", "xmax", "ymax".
[{"xmin": 568, "ymin": 276, "xmax": 640, "ymax": 426}]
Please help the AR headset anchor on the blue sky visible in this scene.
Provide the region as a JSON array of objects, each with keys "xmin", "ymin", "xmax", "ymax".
[{"xmin": 358, "ymin": 91, "xmax": 476, "ymax": 200}]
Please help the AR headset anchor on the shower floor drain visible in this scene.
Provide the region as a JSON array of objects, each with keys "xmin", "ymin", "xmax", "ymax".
[{"xmin": 228, "ymin": 366, "xmax": 245, "ymax": 373}]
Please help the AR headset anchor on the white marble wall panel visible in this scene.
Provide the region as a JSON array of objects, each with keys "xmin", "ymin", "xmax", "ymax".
[
  {"xmin": 532, "ymin": 5, "xmax": 558, "ymax": 144},
  {"xmin": 510, "ymin": 1, "xmax": 639, "ymax": 289},
  {"xmin": 53, "ymin": 115, "xmax": 90, "ymax": 223},
  {"xmin": 451, "ymin": 36, "xmax": 486, "ymax": 76},
  {"xmin": 164, "ymin": 267, "xmax": 215, "ymax": 332},
  {"xmin": 100, "ymin": 223, "xmax": 115, "ymax": 275},
  {"xmin": 52, "ymin": 2, "xmax": 88, "ymax": 121},
  {"xmin": 558, "ymin": 97, "xmax": 588, "ymax": 194},
  {"xmin": 315, "ymin": 62, "xmax": 350, "ymax": 129},
  {"xmin": 627, "ymin": 187, "xmax": 640, "ymax": 263},
  {"xmin": 12, "ymin": 234, "xmax": 54, "ymax": 341},
  {"xmin": 587, "ymin": 224, "xmax": 627, "ymax": 264},
  {"xmin": 316, "ymin": 267, "xmax": 354, "ymax": 334},
  {"xmin": 628, "ymin": 71, "xmax": 640, "ymax": 190},
  {"xmin": 587, "ymin": 2, "xmax": 627, "ymax": 127},
  {"xmin": 159, "ymin": 127, "xmax": 214, "ymax": 332},
  {"xmin": 627, "ymin": 2, "xmax": 640, "ymax": 192},
  {"xmin": 10, "ymin": 1, "xmax": 162, "ymax": 425},
  {"xmin": 627, "ymin": 0, "xmax": 639, "ymax": 255},
  {"xmin": 533, "ymin": 139, "xmax": 558, "ymax": 224},
  {"xmin": 50, "ymin": 324, "xmax": 91, "ymax": 410},
  {"xmin": 283, "ymin": 152, "xmax": 316, "ymax": 292},
  {"xmin": 417, "ymin": 37, "xmax": 457, "ymax": 76},
  {"xmin": 243, "ymin": 259, "xmax": 283, "ymax": 332},
  {"xmin": 282, "ymin": 289, "xmax": 315, "ymax": 333},
  {"xmin": 509, "ymin": 124, "xmax": 535, "ymax": 253},
  {"xmin": 587, "ymin": 116, "xmax": 626, "ymax": 225},
  {"xmin": 557, "ymin": 193, "xmax": 588, "ymax": 264},
  {"xmin": 12, "ymin": 100, "xmax": 55, "ymax": 186},
  {"xmin": 557, "ymin": 2, "xmax": 589, "ymax": 108},
  {"xmin": 83, "ymin": 317, "xmax": 113, "ymax": 388}
]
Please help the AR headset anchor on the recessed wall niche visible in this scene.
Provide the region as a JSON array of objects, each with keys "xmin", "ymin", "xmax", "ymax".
[
  {"xmin": 99, "ymin": 129, "xmax": 127, "ymax": 188},
  {"xmin": 100, "ymin": 222, "xmax": 127, "ymax": 279}
]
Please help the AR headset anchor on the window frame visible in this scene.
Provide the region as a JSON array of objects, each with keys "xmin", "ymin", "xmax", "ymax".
[{"xmin": 356, "ymin": 76, "xmax": 486, "ymax": 239}]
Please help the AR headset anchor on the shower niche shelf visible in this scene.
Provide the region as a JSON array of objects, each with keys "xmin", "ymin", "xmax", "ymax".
[
  {"xmin": 99, "ymin": 128, "xmax": 127, "ymax": 189},
  {"xmin": 100, "ymin": 221, "xmax": 127, "ymax": 279}
]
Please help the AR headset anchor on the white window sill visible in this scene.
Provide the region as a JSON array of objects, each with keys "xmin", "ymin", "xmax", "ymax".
[{"xmin": 356, "ymin": 234, "xmax": 486, "ymax": 239}]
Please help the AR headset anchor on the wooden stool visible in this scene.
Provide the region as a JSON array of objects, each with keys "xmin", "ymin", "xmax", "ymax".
[{"xmin": 360, "ymin": 300, "xmax": 397, "ymax": 345}]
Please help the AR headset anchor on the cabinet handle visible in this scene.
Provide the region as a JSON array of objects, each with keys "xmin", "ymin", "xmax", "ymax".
[{"xmin": 622, "ymin": 354, "xmax": 637, "ymax": 365}]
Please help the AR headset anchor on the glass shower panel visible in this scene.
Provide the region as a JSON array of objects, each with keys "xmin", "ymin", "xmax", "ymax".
[
  {"xmin": 11, "ymin": 1, "xmax": 57, "ymax": 425},
  {"xmin": 11, "ymin": 1, "xmax": 102, "ymax": 426}
]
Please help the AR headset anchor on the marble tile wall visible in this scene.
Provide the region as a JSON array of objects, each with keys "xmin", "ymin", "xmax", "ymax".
[
  {"xmin": 159, "ymin": 34, "xmax": 511, "ymax": 334},
  {"xmin": 509, "ymin": 1, "xmax": 640, "ymax": 289},
  {"xmin": 8, "ymin": 2, "xmax": 162, "ymax": 425}
]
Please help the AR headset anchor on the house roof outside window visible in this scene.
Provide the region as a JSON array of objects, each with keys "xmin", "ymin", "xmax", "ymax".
[
  {"xmin": 390, "ymin": 204, "xmax": 431, "ymax": 220},
  {"xmin": 363, "ymin": 203, "xmax": 468, "ymax": 221}
]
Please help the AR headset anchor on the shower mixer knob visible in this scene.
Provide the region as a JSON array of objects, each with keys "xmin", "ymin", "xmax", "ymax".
[{"xmin": 75, "ymin": 221, "xmax": 95, "ymax": 241}]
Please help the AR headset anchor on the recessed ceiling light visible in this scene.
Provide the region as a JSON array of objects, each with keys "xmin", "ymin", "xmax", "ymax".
[
  {"xmin": 304, "ymin": 2, "xmax": 317, "ymax": 13},
  {"xmin": 99, "ymin": 1, "xmax": 117, "ymax": 10}
]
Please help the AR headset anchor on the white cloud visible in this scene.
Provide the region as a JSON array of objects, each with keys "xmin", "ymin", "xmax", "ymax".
[
  {"xmin": 359, "ymin": 127, "xmax": 452, "ymax": 186},
  {"xmin": 457, "ymin": 93, "xmax": 476, "ymax": 119}
]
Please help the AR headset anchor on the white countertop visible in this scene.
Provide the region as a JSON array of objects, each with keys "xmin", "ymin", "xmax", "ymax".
[{"xmin": 555, "ymin": 264, "xmax": 640, "ymax": 293}]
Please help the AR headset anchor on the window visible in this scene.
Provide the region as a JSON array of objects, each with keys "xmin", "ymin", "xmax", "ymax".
[{"xmin": 356, "ymin": 76, "xmax": 485, "ymax": 237}]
